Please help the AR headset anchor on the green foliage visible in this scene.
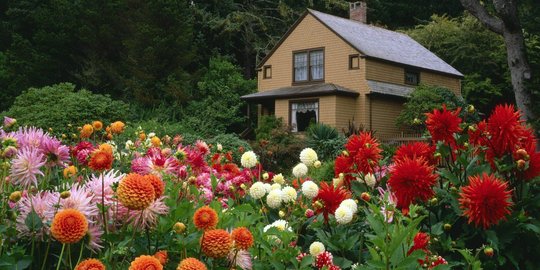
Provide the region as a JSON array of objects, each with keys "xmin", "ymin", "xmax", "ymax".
[
  {"xmin": 396, "ymin": 84, "xmax": 469, "ymax": 131},
  {"xmin": 252, "ymin": 115, "xmax": 305, "ymax": 173},
  {"xmin": 181, "ymin": 56, "xmax": 256, "ymax": 137},
  {"xmin": 308, "ymin": 160, "xmax": 335, "ymax": 182},
  {"xmin": 207, "ymin": 133, "xmax": 252, "ymax": 163},
  {"xmin": 3, "ymin": 83, "xmax": 128, "ymax": 135},
  {"xmin": 306, "ymin": 123, "xmax": 346, "ymax": 161}
]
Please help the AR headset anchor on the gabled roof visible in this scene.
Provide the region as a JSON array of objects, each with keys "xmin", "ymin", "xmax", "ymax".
[
  {"xmin": 241, "ymin": 83, "xmax": 359, "ymax": 102},
  {"xmin": 258, "ymin": 9, "xmax": 463, "ymax": 78}
]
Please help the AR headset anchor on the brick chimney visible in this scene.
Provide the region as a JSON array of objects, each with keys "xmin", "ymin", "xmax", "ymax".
[{"xmin": 349, "ymin": 1, "xmax": 367, "ymax": 24}]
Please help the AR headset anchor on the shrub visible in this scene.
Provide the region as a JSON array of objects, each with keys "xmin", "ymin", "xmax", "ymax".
[
  {"xmin": 396, "ymin": 84, "xmax": 472, "ymax": 131},
  {"xmin": 207, "ymin": 134, "xmax": 252, "ymax": 163},
  {"xmin": 2, "ymin": 83, "xmax": 128, "ymax": 135},
  {"xmin": 306, "ymin": 123, "xmax": 346, "ymax": 161},
  {"xmin": 308, "ymin": 161, "xmax": 335, "ymax": 182}
]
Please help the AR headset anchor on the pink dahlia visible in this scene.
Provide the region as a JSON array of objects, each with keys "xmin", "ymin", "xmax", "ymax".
[
  {"xmin": 16, "ymin": 191, "xmax": 59, "ymax": 239},
  {"xmin": 10, "ymin": 147, "xmax": 46, "ymax": 188},
  {"xmin": 41, "ymin": 137, "xmax": 70, "ymax": 168}
]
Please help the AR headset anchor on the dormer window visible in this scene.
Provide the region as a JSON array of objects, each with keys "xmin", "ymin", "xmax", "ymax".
[
  {"xmin": 405, "ymin": 69, "xmax": 420, "ymax": 85},
  {"xmin": 293, "ymin": 49, "xmax": 324, "ymax": 83}
]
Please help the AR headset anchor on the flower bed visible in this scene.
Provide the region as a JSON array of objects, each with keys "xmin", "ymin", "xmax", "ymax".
[{"xmin": 0, "ymin": 104, "xmax": 539, "ymax": 269}]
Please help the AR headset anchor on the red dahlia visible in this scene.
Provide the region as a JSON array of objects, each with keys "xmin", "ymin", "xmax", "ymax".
[
  {"xmin": 313, "ymin": 182, "xmax": 351, "ymax": 223},
  {"xmin": 387, "ymin": 158, "xmax": 437, "ymax": 210},
  {"xmin": 394, "ymin": 142, "xmax": 437, "ymax": 165},
  {"xmin": 345, "ymin": 132, "xmax": 382, "ymax": 174},
  {"xmin": 407, "ymin": 232, "xmax": 429, "ymax": 255},
  {"xmin": 459, "ymin": 173, "xmax": 512, "ymax": 229},
  {"xmin": 334, "ymin": 155, "xmax": 355, "ymax": 188},
  {"xmin": 486, "ymin": 104, "xmax": 525, "ymax": 157},
  {"xmin": 425, "ymin": 105, "xmax": 462, "ymax": 147}
]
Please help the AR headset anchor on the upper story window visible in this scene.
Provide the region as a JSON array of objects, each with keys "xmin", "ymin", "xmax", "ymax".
[
  {"xmin": 263, "ymin": 65, "xmax": 272, "ymax": 79},
  {"xmin": 405, "ymin": 70, "xmax": 420, "ymax": 85},
  {"xmin": 293, "ymin": 49, "xmax": 324, "ymax": 83},
  {"xmin": 349, "ymin": 54, "xmax": 360, "ymax": 69}
]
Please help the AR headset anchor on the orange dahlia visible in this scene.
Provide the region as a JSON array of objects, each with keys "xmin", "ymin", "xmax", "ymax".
[
  {"xmin": 151, "ymin": 137, "xmax": 161, "ymax": 147},
  {"xmin": 117, "ymin": 173, "xmax": 155, "ymax": 210},
  {"xmin": 80, "ymin": 124, "xmax": 94, "ymax": 138},
  {"xmin": 201, "ymin": 229, "xmax": 232, "ymax": 258},
  {"xmin": 459, "ymin": 173, "xmax": 512, "ymax": 229},
  {"xmin": 193, "ymin": 206, "xmax": 218, "ymax": 230},
  {"xmin": 110, "ymin": 121, "xmax": 125, "ymax": 134},
  {"xmin": 51, "ymin": 208, "xmax": 88, "ymax": 244},
  {"xmin": 387, "ymin": 157, "xmax": 437, "ymax": 210},
  {"xmin": 92, "ymin": 121, "xmax": 103, "ymax": 131},
  {"xmin": 88, "ymin": 150, "xmax": 113, "ymax": 171},
  {"xmin": 74, "ymin": 258, "xmax": 106, "ymax": 270},
  {"xmin": 231, "ymin": 227, "xmax": 254, "ymax": 250},
  {"xmin": 153, "ymin": 250, "xmax": 168, "ymax": 265},
  {"xmin": 177, "ymin": 258, "xmax": 207, "ymax": 270},
  {"xmin": 129, "ymin": 255, "xmax": 163, "ymax": 270},
  {"xmin": 99, "ymin": 143, "xmax": 113, "ymax": 155},
  {"xmin": 144, "ymin": 174, "xmax": 165, "ymax": 198}
]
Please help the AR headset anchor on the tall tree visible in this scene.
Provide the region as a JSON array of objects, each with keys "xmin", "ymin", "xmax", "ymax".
[{"xmin": 459, "ymin": 0, "xmax": 535, "ymax": 123}]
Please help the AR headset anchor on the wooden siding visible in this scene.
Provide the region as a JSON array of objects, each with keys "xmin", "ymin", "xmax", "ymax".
[
  {"xmin": 370, "ymin": 96, "xmax": 405, "ymax": 138},
  {"xmin": 335, "ymin": 96, "xmax": 357, "ymax": 133},
  {"xmin": 258, "ymin": 13, "xmax": 363, "ymax": 93},
  {"xmin": 365, "ymin": 59, "xmax": 461, "ymax": 95}
]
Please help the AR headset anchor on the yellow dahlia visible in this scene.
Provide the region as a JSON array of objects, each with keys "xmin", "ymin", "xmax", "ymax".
[
  {"xmin": 231, "ymin": 227, "xmax": 254, "ymax": 250},
  {"xmin": 151, "ymin": 137, "xmax": 161, "ymax": 147},
  {"xmin": 117, "ymin": 173, "xmax": 155, "ymax": 210},
  {"xmin": 201, "ymin": 229, "xmax": 232, "ymax": 258},
  {"xmin": 74, "ymin": 258, "xmax": 106, "ymax": 270},
  {"xmin": 110, "ymin": 121, "xmax": 125, "ymax": 134},
  {"xmin": 177, "ymin": 258, "xmax": 207, "ymax": 270},
  {"xmin": 51, "ymin": 209, "xmax": 88, "ymax": 244},
  {"xmin": 92, "ymin": 121, "xmax": 103, "ymax": 131},
  {"xmin": 129, "ymin": 255, "xmax": 163, "ymax": 270},
  {"xmin": 63, "ymin": 165, "xmax": 78, "ymax": 178},
  {"xmin": 193, "ymin": 206, "xmax": 218, "ymax": 231},
  {"xmin": 80, "ymin": 124, "xmax": 94, "ymax": 138},
  {"xmin": 144, "ymin": 174, "xmax": 165, "ymax": 198}
]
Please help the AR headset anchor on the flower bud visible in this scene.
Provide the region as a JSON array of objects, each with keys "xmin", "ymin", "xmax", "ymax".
[
  {"xmin": 516, "ymin": 159, "xmax": 526, "ymax": 170},
  {"xmin": 9, "ymin": 191, "xmax": 22, "ymax": 202},
  {"xmin": 313, "ymin": 160, "xmax": 321, "ymax": 168},
  {"xmin": 444, "ymin": 223, "xmax": 452, "ymax": 231},
  {"xmin": 240, "ymin": 184, "xmax": 247, "ymax": 190},
  {"xmin": 305, "ymin": 209, "xmax": 315, "ymax": 218},
  {"xmin": 413, "ymin": 118, "xmax": 422, "ymax": 125},
  {"xmin": 217, "ymin": 143, "xmax": 223, "ymax": 151},
  {"xmin": 467, "ymin": 104, "xmax": 475, "ymax": 114},
  {"xmin": 263, "ymin": 172, "xmax": 269, "ymax": 180},
  {"xmin": 516, "ymin": 149, "xmax": 529, "ymax": 160},
  {"xmin": 360, "ymin": 192, "xmax": 371, "ymax": 202},
  {"xmin": 3, "ymin": 116, "xmax": 16, "ymax": 128},
  {"xmin": 279, "ymin": 210, "xmax": 285, "ymax": 218},
  {"xmin": 429, "ymin": 197, "xmax": 438, "ymax": 205},
  {"xmin": 60, "ymin": 191, "xmax": 71, "ymax": 199},
  {"xmin": 342, "ymin": 150, "xmax": 349, "ymax": 157},
  {"xmin": 173, "ymin": 222, "xmax": 186, "ymax": 234},
  {"xmin": 484, "ymin": 247, "xmax": 494, "ymax": 257}
]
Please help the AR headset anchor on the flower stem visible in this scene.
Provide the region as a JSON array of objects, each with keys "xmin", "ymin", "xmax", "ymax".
[
  {"xmin": 40, "ymin": 238, "xmax": 52, "ymax": 270},
  {"xmin": 76, "ymin": 242, "xmax": 84, "ymax": 266},
  {"xmin": 55, "ymin": 244, "xmax": 66, "ymax": 270}
]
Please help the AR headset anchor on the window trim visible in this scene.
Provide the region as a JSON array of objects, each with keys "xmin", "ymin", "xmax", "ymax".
[
  {"xmin": 292, "ymin": 47, "xmax": 325, "ymax": 85},
  {"xmin": 263, "ymin": 65, "xmax": 272, "ymax": 79},
  {"xmin": 349, "ymin": 54, "xmax": 360, "ymax": 70},
  {"xmin": 288, "ymin": 98, "xmax": 320, "ymax": 132},
  {"xmin": 404, "ymin": 69, "xmax": 420, "ymax": 85}
]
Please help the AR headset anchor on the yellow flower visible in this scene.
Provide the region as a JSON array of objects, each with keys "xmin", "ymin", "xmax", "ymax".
[
  {"xmin": 80, "ymin": 124, "xmax": 93, "ymax": 138},
  {"xmin": 63, "ymin": 166, "xmax": 78, "ymax": 178}
]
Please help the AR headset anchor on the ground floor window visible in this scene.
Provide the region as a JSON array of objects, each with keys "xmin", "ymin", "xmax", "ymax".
[{"xmin": 290, "ymin": 100, "xmax": 318, "ymax": 132}]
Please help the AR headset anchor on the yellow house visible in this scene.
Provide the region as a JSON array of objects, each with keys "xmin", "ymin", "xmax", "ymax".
[{"xmin": 241, "ymin": 2, "xmax": 463, "ymax": 139}]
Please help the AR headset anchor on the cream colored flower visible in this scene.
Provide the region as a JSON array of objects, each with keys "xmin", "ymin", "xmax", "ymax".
[
  {"xmin": 301, "ymin": 181, "xmax": 319, "ymax": 199},
  {"xmin": 292, "ymin": 163, "xmax": 308, "ymax": 178},
  {"xmin": 339, "ymin": 199, "xmax": 358, "ymax": 213},
  {"xmin": 241, "ymin": 151, "xmax": 258, "ymax": 168},
  {"xmin": 273, "ymin": 173, "xmax": 285, "ymax": 185},
  {"xmin": 300, "ymin": 148, "xmax": 318, "ymax": 166},
  {"xmin": 249, "ymin": 182, "xmax": 266, "ymax": 199},
  {"xmin": 313, "ymin": 160, "xmax": 322, "ymax": 168},
  {"xmin": 263, "ymin": 183, "xmax": 272, "ymax": 193},
  {"xmin": 266, "ymin": 189, "xmax": 283, "ymax": 209},
  {"xmin": 335, "ymin": 206, "xmax": 353, "ymax": 224},
  {"xmin": 309, "ymin": 241, "xmax": 325, "ymax": 256},
  {"xmin": 271, "ymin": 183, "xmax": 282, "ymax": 190},
  {"xmin": 281, "ymin": 186, "xmax": 297, "ymax": 203},
  {"xmin": 263, "ymin": 219, "xmax": 291, "ymax": 232},
  {"xmin": 363, "ymin": 173, "xmax": 376, "ymax": 188}
]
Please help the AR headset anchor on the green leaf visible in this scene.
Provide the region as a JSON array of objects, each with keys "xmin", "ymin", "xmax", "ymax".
[
  {"xmin": 300, "ymin": 255, "xmax": 314, "ymax": 268},
  {"xmin": 24, "ymin": 209, "xmax": 42, "ymax": 232}
]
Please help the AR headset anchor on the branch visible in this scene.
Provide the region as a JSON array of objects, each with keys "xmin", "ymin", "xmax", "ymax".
[{"xmin": 459, "ymin": 0, "xmax": 504, "ymax": 35}]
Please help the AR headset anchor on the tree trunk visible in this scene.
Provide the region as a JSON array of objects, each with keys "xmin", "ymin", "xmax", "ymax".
[{"xmin": 503, "ymin": 29, "xmax": 534, "ymax": 122}]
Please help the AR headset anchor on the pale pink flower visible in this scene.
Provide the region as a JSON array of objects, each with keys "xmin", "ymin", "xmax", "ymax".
[
  {"xmin": 378, "ymin": 187, "xmax": 397, "ymax": 223},
  {"xmin": 3, "ymin": 116, "xmax": 16, "ymax": 128},
  {"xmin": 128, "ymin": 197, "xmax": 169, "ymax": 229},
  {"xmin": 10, "ymin": 147, "xmax": 46, "ymax": 188},
  {"xmin": 13, "ymin": 127, "xmax": 46, "ymax": 149},
  {"xmin": 51, "ymin": 184, "xmax": 99, "ymax": 220},
  {"xmin": 16, "ymin": 191, "xmax": 59, "ymax": 239},
  {"xmin": 228, "ymin": 250, "xmax": 252, "ymax": 270},
  {"xmin": 86, "ymin": 224, "xmax": 104, "ymax": 252}
]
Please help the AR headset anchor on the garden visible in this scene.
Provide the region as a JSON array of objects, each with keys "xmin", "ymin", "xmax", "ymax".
[{"xmin": 0, "ymin": 101, "xmax": 538, "ymax": 270}]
